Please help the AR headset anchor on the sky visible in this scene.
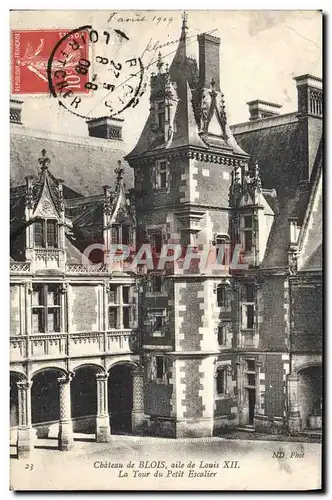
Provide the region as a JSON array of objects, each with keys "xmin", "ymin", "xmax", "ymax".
[{"xmin": 10, "ymin": 10, "xmax": 322, "ymax": 148}]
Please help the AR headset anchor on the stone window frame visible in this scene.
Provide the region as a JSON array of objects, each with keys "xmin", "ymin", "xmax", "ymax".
[
  {"xmin": 244, "ymin": 358, "xmax": 256, "ymax": 388},
  {"xmin": 241, "ymin": 282, "xmax": 256, "ymax": 332},
  {"xmin": 217, "ymin": 323, "xmax": 232, "ymax": 348},
  {"xmin": 146, "ymin": 272, "xmax": 167, "ymax": 297},
  {"xmin": 110, "ymin": 223, "xmax": 132, "ymax": 246},
  {"xmin": 107, "ymin": 283, "xmax": 133, "ymax": 330},
  {"xmin": 147, "ymin": 307, "xmax": 167, "ymax": 338},
  {"xmin": 152, "ymin": 159, "xmax": 171, "ymax": 192},
  {"xmin": 149, "ymin": 353, "xmax": 168, "ymax": 384},
  {"xmin": 31, "ymin": 283, "xmax": 61, "ymax": 333},
  {"xmin": 216, "ymin": 284, "xmax": 232, "ymax": 312},
  {"xmin": 135, "ymin": 167, "xmax": 144, "ymax": 191},
  {"xmin": 33, "ymin": 218, "xmax": 58, "ymax": 248},
  {"xmin": 213, "ymin": 233, "xmax": 231, "ymax": 265},
  {"xmin": 243, "ymin": 214, "xmax": 254, "ymax": 251}
]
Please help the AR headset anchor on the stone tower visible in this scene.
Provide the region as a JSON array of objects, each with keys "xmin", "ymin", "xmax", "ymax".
[{"xmin": 125, "ymin": 14, "xmax": 249, "ymax": 437}]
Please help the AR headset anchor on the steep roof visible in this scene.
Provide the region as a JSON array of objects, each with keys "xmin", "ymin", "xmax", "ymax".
[
  {"xmin": 231, "ymin": 114, "xmax": 302, "ymax": 202},
  {"xmin": 298, "ymin": 140, "xmax": 323, "ymax": 271},
  {"xmin": 10, "ymin": 124, "xmax": 133, "ymax": 197},
  {"xmin": 126, "ymin": 18, "xmax": 248, "ymax": 161}
]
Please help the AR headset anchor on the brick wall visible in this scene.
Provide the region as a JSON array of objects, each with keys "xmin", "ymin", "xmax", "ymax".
[
  {"xmin": 263, "ymin": 354, "xmax": 285, "ymax": 418},
  {"xmin": 181, "ymin": 358, "xmax": 204, "ymax": 419},
  {"xmin": 192, "ymin": 160, "xmax": 232, "ymax": 207},
  {"xmin": 144, "ymin": 381, "xmax": 172, "ymax": 416},
  {"xmin": 175, "ymin": 280, "xmax": 204, "ymax": 351},
  {"xmin": 260, "ymin": 277, "xmax": 287, "ymax": 349},
  {"xmin": 292, "ymin": 283, "xmax": 322, "ymax": 350}
]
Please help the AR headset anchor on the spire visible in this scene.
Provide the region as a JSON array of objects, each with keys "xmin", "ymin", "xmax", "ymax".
[
  {"xmin": 169, "ymin": 11, "xmax": 188, "ymax": 82},
  {"xmin": 156, "ymin": 52, "xmax": 164, "ymax": 73},
  {"xmin": 181, "ymin": 11, "xmax": 188, "ymax": 40}
]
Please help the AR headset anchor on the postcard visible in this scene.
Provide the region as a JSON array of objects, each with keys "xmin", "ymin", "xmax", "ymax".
[{"xmin": 9, "ymin": 9, "xmax": 322, "ymax": 491}]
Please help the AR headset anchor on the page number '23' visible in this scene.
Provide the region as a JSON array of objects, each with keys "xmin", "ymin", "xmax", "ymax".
[{"xmin": 25, "ymin": 464, "xmax": 34, "ymax": 471}]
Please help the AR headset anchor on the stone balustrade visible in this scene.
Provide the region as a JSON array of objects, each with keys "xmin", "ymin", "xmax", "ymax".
[{"xmin": 10, "ymin": 329, "xmax": 138, "ymax": 361}]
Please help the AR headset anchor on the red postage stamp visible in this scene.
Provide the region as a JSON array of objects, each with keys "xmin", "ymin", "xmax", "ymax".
[{"xmin": 11, "ymin": 29, "xmax": 89, "ymax": 94}]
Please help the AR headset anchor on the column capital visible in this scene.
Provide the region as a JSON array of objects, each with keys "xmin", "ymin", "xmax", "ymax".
[
  {"xmin": 17, "ymin": 380, "xmax": 32, "ymax": 391},
  {"xmin": 57, "ymin": 373, "xmax": 73, "ymax": 384},
  {"xmin": 59, "ymin": 282, "xmax": 68, "ymax": 294},
  {"xmin": 288, "ymin": 374, "xmax": 300, "ymax": 382},
  {"xmin": 132, "ymin": 365, "xmax": 144, "ymax": 377}
]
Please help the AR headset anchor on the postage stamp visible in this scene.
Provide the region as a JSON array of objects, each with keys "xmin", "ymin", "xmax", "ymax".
[
  {"xmin": 47, "ymin": 26, "xmax": 146, "ymax": 119},
  {"xmin": 11, "ymin": 29, "xmax": 89, "ymax": 94}
]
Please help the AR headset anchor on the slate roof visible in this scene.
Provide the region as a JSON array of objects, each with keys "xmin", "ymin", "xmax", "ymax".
[
  {"xmin": 10, "ymin": 124, "xmax": 133, "ymax": 197},
  {"xmin": 231, "ymin": 114, "xmax": 302, "ymax": 203},
  {"xmin": 126, "ymin": 24, "xmax": 248, "ymax": 160}
]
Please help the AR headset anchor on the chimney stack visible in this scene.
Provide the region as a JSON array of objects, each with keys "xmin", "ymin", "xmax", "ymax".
[
  {"xmin": 10, "ymin": 99, "xmax": 23, "ymax": 124},
  {"xmin": 87, "ymin": 116, "xmax": 124, "ymax": 140},
  {"xmin": 247, "ymin": 100, "xmax": 282, "ymax": 121},
  {"xmin": 293, "ymin": 74, "xmax": 323, "ymax": 117},
  {"xmin": 197, "ymin": 33, "xmax": 221, "ymax": 91}
]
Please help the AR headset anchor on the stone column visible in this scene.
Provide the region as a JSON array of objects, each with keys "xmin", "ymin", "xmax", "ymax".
[
  {"xmin": 58, "ymin": 374, "xmax": 74, "ymax": 451},
  {"xmin": 236, "ymin": 360, "xmax": 245, "ymax": 426},
  {"xmin": 287, "ymin": 374, "xmax": 302, "ymax": 435},
  {"xmin": 96, "ymin": 373, "xmax": 111, "ymax": 442},
  {"xmin": 255, "ymin": 361, "xmax": 262, "ymax": 414},
  {"xmin": 17, "ymin": 381, "xmax": 33, "ymax": 459},
  {"xmin": 117, "ymin": 285, "xmax": 123, "ymax": 329},
  {"xmin": 132, "ymin": 366, "xmax": 145, "ymax": 434}
]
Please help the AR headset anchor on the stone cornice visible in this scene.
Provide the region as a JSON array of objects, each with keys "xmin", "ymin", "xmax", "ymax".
[{"xmin": 127, "ymin": 145, "xmax": 249, "ymax": 168}]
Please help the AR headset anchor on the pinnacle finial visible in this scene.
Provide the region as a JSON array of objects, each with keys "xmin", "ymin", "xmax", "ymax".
[
  {"xmin": 38, "ymin": 149, "xmax": 50, "ymax": 171},
  {"xmin": 181, "ymin": 11, "xmax": 188, "ymax": 32},
  {"xmin": 156, "ymin": 52, "xmax": 164, "ymax": 73}
]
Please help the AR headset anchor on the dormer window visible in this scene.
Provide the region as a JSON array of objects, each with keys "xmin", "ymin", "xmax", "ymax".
[
  {"xmin": 34, "ymin": 219, "xmax": 58, "ymax": 248},
  {"xmin": 111, "ymin": 225, "xmax": 131, "ymax": 246},
  {"xmin": 156, "ymin": 101, "xmax": 165, "ymax": 133}
]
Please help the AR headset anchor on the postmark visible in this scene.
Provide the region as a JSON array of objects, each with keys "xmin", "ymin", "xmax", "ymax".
[
  {"xmin": 47, "ymin": 25, "xmax": 146, "ymax": 120},
  {"xmin": 11, "ymin": 29, "xmax": 89, "ymax": 94}
]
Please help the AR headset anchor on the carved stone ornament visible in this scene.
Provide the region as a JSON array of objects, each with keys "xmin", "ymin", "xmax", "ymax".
[
  {"xmin": 289, "ymin": 250, "xmax": 298, "ymax": 276},
  {"xmin": 59, "ymin": 283, "xmax": 68, "ymax": 294}
]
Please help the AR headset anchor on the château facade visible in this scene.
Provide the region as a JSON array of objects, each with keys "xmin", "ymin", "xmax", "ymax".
[{"xmin": 10, "ymin": 16, "xmax": 322, "ymax": 458}]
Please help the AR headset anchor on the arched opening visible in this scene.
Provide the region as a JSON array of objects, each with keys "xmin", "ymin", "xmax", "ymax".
[
  {"xmin": 298, "ymin": 364, "xmax": 322, "ymax": 429},
  {"xmin": 31, "ymin": 368, "xmax": 64, "ymax": 438},
  {"xmin": 108, "ymin": 364, "xmax": 133, "ymax": 435},
  {"xmin": 71, "ymin": 366, "xmax": 98, "ymax": 435},
  {"xmin": 10, "ymin": 372, "xmax": 20, "ymax": 428}
]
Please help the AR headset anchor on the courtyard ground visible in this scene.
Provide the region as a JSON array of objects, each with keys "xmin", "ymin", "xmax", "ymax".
[{"xmin": 10, "ymin": 433, "xmax": 322, "ymax": 491}]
